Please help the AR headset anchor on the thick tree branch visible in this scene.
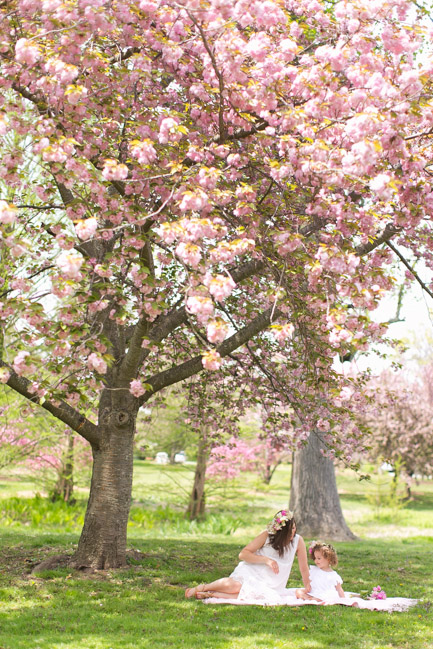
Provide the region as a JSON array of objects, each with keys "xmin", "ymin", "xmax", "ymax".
[
  {"xmin": 355, "ymin": 223, "xmax": 402, "ymax": 256},
  {"xmin": 120, "ymin": 258, "xmax": 266, "ymax": 381},
  {"xmin": 139, "ymin": 306, "xmax": 276, "ymax": 404},
  {"xmin": 0, "ymin": 361, "xmax": 100, "ymax": 447}
]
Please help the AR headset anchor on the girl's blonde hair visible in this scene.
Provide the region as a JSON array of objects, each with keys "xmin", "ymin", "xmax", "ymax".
[{"xmin": 309, "ymin": 540, "xmax": 338, "ymax": 567}]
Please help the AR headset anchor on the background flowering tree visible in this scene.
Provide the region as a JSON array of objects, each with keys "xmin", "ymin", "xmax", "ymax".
[
  {"xmin": 1, "ymin": 0, "xmax": 433, "ymax": 566},
  {"xmin": 362, "ymin": 364, "xmax": 433, "ymax": 497}
]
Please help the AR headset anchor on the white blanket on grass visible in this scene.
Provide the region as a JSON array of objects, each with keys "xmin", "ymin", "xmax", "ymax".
[{"xmin": 202, "ymin": 589, "xmax": 417, "ymax": 612}]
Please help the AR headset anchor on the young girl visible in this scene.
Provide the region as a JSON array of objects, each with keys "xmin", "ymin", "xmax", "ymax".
[
  {"xmin": 295, "ymin": 540, "xmax": 345, "ymax": 603},
  {"xmin": 185, "ymin": 510, "xmax": 311, "ymax": 603}
]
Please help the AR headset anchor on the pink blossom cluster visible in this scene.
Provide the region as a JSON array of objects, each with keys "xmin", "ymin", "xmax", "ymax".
[
  {"xmin": 75, "ymin": 217, "xmax": 98, "ymax": 240},
  {"xmin": 204, "ymin": 274, "xmax": 236, "ymax": 302},
  {"xmin": 272, "ymin": 323, "xmax": 294, "ymax": 345},
  {"xmin": 64, "ymin": 84, "xmax": 88, "ymax": 105},
  {"xmin": 46, "ymin": 58, "xmax": 79, "ymax": 84},
  {"xmin": 206, "ymin": 319, "xmax": 229, "ymax": 343},
  {"xmin": 186, "ymin": 295, "xmax": 215, "ymax": 324},
  {"xmin": 209, "ymin": 238, "xmax": 255, "ymax": 263},
  {"xmin": 0, "ymin": 201, "xmax": 17, "ymax": 224},
  {"xmin": 129, "ymin": 379, "xmax": 146, "ymax": 398},
  {"xmin": 179, "ymin": 190, "xmax": 209, "ymax": 213},
  {"xmin": 175, "ymin": 241, "xmax": 202, "ymax": 268},
  {"xmin": 159, "ymin": 217, "xmax": 227, "ymax": 244},
  {"xmin": 158, "ymin": 117, "xmax": 181, "ymax": 144},
  {"xmin": 87, "ymin": 353, "xmax": 107, "ymax": 375},
  {"xmin": 56, "ymin": 250, "xmax": 84, "ymax": 280},
  {"xmin": 207, "ymin": 437, "xmax": 261, "ymax": 480},
  {"xmin": 202, "ymin": 350, "xmax": 222, "ymax": 371},
  {"xmin": 102, "ymin": 159, "xmax": 128, "ymax": 181},
  {"xmin": 15, "ymin": 38, "xmax": 41, "ymax": 66},
  {"xmin": 130, "ymin": 139, "xmax": 157, "ymax": 165},
  {"xmin": 13, "ymin": 351, "xmax": 36, "ymax": 376}
]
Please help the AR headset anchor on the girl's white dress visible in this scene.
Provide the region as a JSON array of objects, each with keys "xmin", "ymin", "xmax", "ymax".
[
  {"xmin": 229, "ymin": 533, "xmax": 300, "ymax": 603},
  {"xmin": 308, "ymin": 565, "xmax": 343, "ymax": 600}
]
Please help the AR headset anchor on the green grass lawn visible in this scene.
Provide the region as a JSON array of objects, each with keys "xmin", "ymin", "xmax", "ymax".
[{"xmin": 0, "ymin": 461, "xmax": 432, "ymax": 649}]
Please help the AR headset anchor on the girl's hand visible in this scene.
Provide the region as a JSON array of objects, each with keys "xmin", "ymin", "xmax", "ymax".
[{"xmin": 266, "ymin": 558, "xmax": 279, "ymax": 574}]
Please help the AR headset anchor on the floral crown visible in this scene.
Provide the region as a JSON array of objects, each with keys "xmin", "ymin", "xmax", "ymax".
[
  {"xmin": 308, "ymin": 540, "xmax": 335, "ymax": 556},
  {"xmin": 267, "ymin": 510, "xmax": 294, "ymax": 535}
]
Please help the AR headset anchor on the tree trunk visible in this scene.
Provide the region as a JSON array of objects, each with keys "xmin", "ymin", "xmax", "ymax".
[
  {"xmin": 186, "ymin": 431, "xmax": 208, "ymax": 520},
  {"xmin": 52, "ymin": 430, "xmax": 75, "ymax": 503},
  {"xmin": 289, "ymin": 432, "xmax": 356, "ymax": 541},
  {"xmin": 70, "ymin": 390, "xmax": 137, "ymax": 569}
]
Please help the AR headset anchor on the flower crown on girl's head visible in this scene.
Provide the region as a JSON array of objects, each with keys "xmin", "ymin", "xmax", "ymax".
[
  {"xmin": 267, "ymin": 510, "xmax": 294, "ymax": 535},
  {"xmin": 308, "ymin": 540, "xmax": 338, "ymax": 566}
]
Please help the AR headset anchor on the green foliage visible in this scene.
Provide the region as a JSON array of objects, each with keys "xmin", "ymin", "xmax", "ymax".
[
  {"xmin": 1, "ymin": 495, "xmax": 85, "ymax": 530},
  {"xmin": 135, "ymin": 390, "xmax": 198, "ymax": 461},
  {"xmin": 129, "ymin": 506, "xmax": 242, "ymax": 536},
  {"xmin": 364, "ymin": 463, "xmax": 407, "ymax": 522}
]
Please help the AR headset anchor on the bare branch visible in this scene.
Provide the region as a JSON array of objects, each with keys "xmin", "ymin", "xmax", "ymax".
[{"xmin": 386, "ymin": 240, "xmax": 433, "ymax": 300}]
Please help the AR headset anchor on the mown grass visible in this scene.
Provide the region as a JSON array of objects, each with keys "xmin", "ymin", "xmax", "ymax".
[{"xmin": 0, "ymin": 461, "xmax": 432, "ymax": 649}]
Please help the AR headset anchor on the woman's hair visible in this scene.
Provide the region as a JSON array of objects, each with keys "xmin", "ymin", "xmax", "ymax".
[
  {"xmin": 267, "ymin": 511, "xmax": 296, "ymax": 557},
  {"xmin": 309, "ymin": 540, "xmax": 338, "ymax": 567}
]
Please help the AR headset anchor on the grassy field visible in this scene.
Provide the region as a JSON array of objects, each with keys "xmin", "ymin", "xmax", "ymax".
[{"xmin": 0, "ymin": 461, "xmax": 432, "ymax": 649}]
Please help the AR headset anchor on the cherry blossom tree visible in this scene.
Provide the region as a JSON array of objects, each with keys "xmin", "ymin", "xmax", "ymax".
[
  {"xmin": 362, "ymin": 366, "xmax": 433, "ymax": 497},
  {"xmin": 1, "ymin": 0, "xmax": 433, "ymax": 567}
]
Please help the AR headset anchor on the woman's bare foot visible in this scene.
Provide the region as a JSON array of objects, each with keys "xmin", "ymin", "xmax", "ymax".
[
  {"xmin": 195, "ymin": 590, "xmax": 212, "ymax": 599},
  {"xmin": 185, "ymin": 584, "xmax": 208, "ymax": 599}
]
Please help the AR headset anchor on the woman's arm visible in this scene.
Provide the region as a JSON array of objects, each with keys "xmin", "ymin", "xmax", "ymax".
[
  {"xmin": 296, "ymin": 536, "xmax": 311, "ymax": 591},
  {"xmin": 238, "ymin": 530, "xmax": 279, "ymax": 573},
  {"xmin": 335, "ymin": 583, "xmax": 345, "ymax": 598}
]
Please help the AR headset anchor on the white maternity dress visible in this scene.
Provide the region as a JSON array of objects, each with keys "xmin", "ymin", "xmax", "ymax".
[{"xmin": 229, "ymin": 533, "xmax": 300, "ymax": 603}]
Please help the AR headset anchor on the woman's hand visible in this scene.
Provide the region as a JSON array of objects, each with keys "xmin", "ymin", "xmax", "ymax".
[{"xmin": 266, "ymin": 558, "xmax": 279, "ymax": 574}]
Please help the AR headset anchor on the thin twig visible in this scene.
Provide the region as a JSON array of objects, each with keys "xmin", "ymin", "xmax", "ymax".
[{"xmin": 386, "ymin": 240, "xmax": 433, "ymax": 300}]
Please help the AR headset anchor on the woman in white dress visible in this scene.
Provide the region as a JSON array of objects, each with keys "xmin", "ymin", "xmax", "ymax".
[{"xmin": 185, "ymin": 510, "xmax": 311, "ymax": 602}]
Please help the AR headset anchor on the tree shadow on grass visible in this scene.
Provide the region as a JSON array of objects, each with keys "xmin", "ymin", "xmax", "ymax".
[{"xmin": 0, "ymin": 536, "xmax": 431, "ymax": 649}]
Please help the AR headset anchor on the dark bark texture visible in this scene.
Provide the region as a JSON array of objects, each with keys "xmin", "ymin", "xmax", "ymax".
[
  {"xmin": 289, "ymin": 432, "xmax": 356, "ymax": 541},
  {"xmin": 186, "ymin": 432, "xmax": 208, "ymax": 520},
  {"xmin": 70, "ymin": 390, "xmax": 137, "ymax": 569}
]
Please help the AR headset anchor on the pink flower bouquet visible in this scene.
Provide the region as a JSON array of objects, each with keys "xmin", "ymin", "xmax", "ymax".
[{"xmin": 369, "ymin": 585, "xmax": 387, "ymax": 600}]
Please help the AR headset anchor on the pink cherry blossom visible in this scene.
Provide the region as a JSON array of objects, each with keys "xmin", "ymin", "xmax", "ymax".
[
  {"xmin": 179, "ymin": 190, "xmax": 209, "ymax": 212},
  {"xmin": 207, "ymin": 319, "xmax": 229, "ymax": 343},
  {"xmin": 13, "ymin": 351, "xmax": 36, "ymax": 376},
  {"xmin": 102, "ymin": 159, "xmax": 129, "ymax": 181},
  {"xmin": 175, "ymin": 241, "xmax": 202, "ymax": 268},
  {"xmin": 273, "ymin": 323, "xmax": 295, "ymax": 344},
  {"xmin": 158, "ymin": 117, "xmax": 181, "ymax": 144},
  {"xmin": 202, "ymin": 350, "xmax": 222, "ymax": 371},
  {"xmin": 186, "ymin": 296, "xmax": 214, "ymax": 323},
  {"xmin": 204, "ymin": 274, "xmax": 236, "ymax": 301},
  {"xmin": 65, "ymin": 84, "xmax": 88, "ymax": 105},
  {"xmin": 87, "ymin": 353, "xmax": 107, "ymax": 374},
  {"xmin": 56, "ymin": 250, "xmax": 84, "ymax": 279},
  {"xmin": 130, "ymin": 139, "xmax": 157, "ymax": 165},
  {"xmin": 75, "ymin": 217, "xmax": 98, "ymax": 240},
  {"xmin": 0, "ymin": 368, "xmax": 11, "ymax": 383},
  {"xmin": 15, "ymin": 38, "xmax": 41, "ymax": 66},
  {"xmin": 0, "ymin": 201, "xmax": 17, "ymax": 224},
  {"xmin": 129, "ymin": 379, "xmax": 146, "ymax": 397}
]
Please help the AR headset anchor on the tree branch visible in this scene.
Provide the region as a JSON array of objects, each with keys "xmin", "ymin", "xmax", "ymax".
[
  {"xmin": 386, "ymin": 240, "xmax": 433, "ymax": 300},
  {"xmin": 355, "ymin": 223, "xmax": 402, "ymax": 256},
  {"xmin": 0, "ymin": 361, "xmax": 100, "ymax": 447},
  {"xmin": 139, "ymin": 306, "xmax": 276, "ymax": 404}
]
